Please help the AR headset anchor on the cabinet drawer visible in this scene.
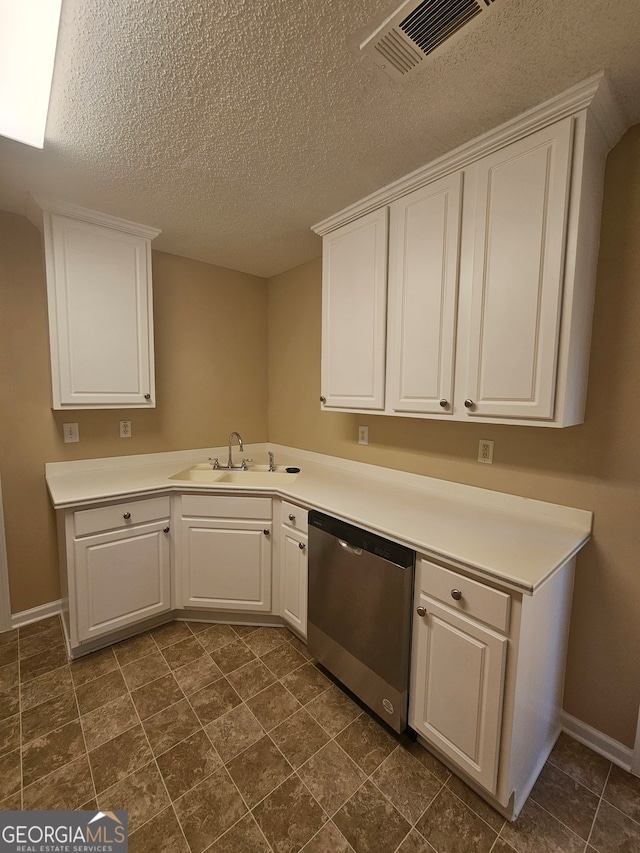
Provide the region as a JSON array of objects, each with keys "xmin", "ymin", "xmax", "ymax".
[
  {"xmin": 281, "ymin": 500, "xmax": 308, "ymax": 533},
  {"xmin": 419, "ymin": 558, "xmax": 510, "ymax": 633},
  {"xmin": 181, "ymin": 494, "xmax": 272, "ymax": 520},
  {"xmin": 74, "ymin": 496, "xmax": 170, "ymax": 537}
]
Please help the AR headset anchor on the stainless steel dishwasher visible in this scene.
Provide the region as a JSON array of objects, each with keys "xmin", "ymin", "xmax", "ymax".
[{"xmin": 307, "ymin": 510, "xmax": 415, "ymax": 732}]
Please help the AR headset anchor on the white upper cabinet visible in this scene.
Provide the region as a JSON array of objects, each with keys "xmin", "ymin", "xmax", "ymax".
[
  {"xmin": 462, "ymin": 120, "xmax": 573, "ymax": 421},
  {"xmin": 321, "ymin": 208, "xmax": 388, "ymax": 410},
  {"xmin": 386, "ymin": 172, "xmax": 462, "ymax": 415},
  {"xmin": 313, "ymin": 74, "xmax": 626, "ymax": 427},
  {"xmin": 31, "ymin": 197, "xmax": 160, "ymax": 410}
]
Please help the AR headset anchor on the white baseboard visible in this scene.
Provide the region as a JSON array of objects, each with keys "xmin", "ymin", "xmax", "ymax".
[
  {"xmin": 560, "ymin": 710, "xmax": 634, "ymax": 772},
  {"xmin": 11, "ymin": 599, "xmax": 62, "ymax": 630}
]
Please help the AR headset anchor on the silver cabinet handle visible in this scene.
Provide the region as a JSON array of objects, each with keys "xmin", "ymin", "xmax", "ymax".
[
  {"xmin": 439, "ymin": 399, "xmax": 448, "ymax": 408},
  {"xmin": 416, "ymin": 605, "xmax": 426, "ymax": 617},
  {"xmin": 298, "ymin": 542, "xmax": 306, "ymax": 550},
  {"xmin": 320, "ymin": 396, "xmax": 326, "ymax": 404},
  {"xmin": 263, "ymin": 528, "xmax": 270, "ymax": 536},
  {"xmin": 464, "ymin": 399, "xmax": 474, "ymax": 409},
  {"xmin": 144, "ymin": 394, "xmax": 151, "ymax": 400},
  {"xmin": 451, "ymin": 589, "xmax": 462, "ymax": 601},
  {"xmin": 123, "ymin": 512, "xmax": 131, "ymax": 520},
  {"xmin": 163, "ymin": 526, "xmax": 170, "ymax": 534},
  {"xmin": 288, "ymin": 514, "xmax": 296, "ymax": 522}
]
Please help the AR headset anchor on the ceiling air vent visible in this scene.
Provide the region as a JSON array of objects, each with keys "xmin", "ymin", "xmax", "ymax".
[{"xmin": 360, "ymin": 0, "xmax": 498, "ymax": 82}]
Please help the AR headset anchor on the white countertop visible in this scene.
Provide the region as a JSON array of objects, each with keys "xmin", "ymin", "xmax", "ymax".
[{"xmin": 46, "ymin": 444, "xmax": 592, "ymax": 594}]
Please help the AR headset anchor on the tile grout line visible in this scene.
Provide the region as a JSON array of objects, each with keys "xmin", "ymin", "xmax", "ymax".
[
  {"xmin": 193, "ymin": 628, "xmax": 342, "ymax": 849},
  {"xmin": 516, "ymin": 794, "xmax": 598, "ymax": 850},
  {"xmin": 70, "ymin": 650, "xmax": 99, "ymax": 809},
  {"xmin": 194, "ymin": 627, "xmax": 303, "ymax": 852},
  {"xmin": 545, "ymin": 750, "xmax": 612, "ymax": 799},
  {"xmin": 64, "ymin": 625, "xmax": 197, "ymax": 840},
  {"xmin": 116, "ymin": 621, "xmax": 202, "ymax": 851},
  {"xmin": 367, "ymin": 768, "xmax": 443, "ymax": 853},
  {"xmin": 17, "ymin": 617, "xmax": 72, "ymax": 807},
  {"xmin": 117, "ymin": 622, "xmax": 303, "ymax": 848},
  {"xmin": 16, "ymin": 617, "xmax": 70, "ymax": 807},
  {"xmin": 584, "ymin": 762, "xmax": 612, "ymax": 852}
]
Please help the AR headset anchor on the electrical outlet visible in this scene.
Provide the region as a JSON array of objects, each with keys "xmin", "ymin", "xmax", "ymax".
[
  {"xmin": 358, "ymin": 425, "xmax": 369, "ymax": 445},
  {"xmin": 120, "ymin": 420, "xmax": 132, "ymax": 438},
  {"xmin": 63, "ymin": 423, "xmax": 79, "ymax": 443},
  {"xmin": 478, "ymin": 439, "xmax": 494, "ymax": 464}
]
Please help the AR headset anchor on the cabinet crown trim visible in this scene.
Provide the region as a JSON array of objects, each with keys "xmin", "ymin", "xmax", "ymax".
[
  {"xmin": 312, "ymin": 71, "xmax": 626, "ymax": 236},
  {"xmin": 28, "ymin": 195, "xmax": 162, "ymax": 240}
]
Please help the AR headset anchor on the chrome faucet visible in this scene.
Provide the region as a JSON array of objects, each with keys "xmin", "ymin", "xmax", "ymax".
[{"xmin": 228, "ymin": 431, "xmax": 244, "ymax": 469}]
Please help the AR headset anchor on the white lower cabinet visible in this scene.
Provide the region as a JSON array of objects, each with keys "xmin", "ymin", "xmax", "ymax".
[
  {"xmin": 69, "ymin": 496, "xmax": 171, "ymax": 645},
  {"xmin": 410, "ymin": 592, "xmax": 507, "ymax": 792},
  {"xmin": 410, "ymin": 555, "xmax": 575, "ymax": 819},
  {"xmin": 279, "ymin": 501, "xmax": 308, "ymax": 638},
  {"xmin": 178, "ymin": 494, "xmax": 272, "ymax": 612}
]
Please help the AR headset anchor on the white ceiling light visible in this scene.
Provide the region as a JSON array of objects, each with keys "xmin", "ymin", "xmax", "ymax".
[{"xmin": 0, "ymin": 0, "xmax": 62, "ymax": 147}]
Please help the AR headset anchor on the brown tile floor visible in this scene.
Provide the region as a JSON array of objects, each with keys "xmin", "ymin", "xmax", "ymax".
[{"xmin": 1, "ymin": 617, "xmax": 639, "ymax": 852}]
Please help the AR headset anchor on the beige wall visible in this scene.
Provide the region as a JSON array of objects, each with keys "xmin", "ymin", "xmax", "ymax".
[
  {"xmin": 268, "ymin": 126, "xmax": 640, "ymax": 749},
  {"xmin": 0, "ymin": 213, "xmax": 268, "ymax": 613}
]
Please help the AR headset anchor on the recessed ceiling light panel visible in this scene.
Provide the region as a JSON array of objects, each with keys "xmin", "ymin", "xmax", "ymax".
[{"xmin": 0, "ymin": 0, "xmax": 63, "ymax": 147}]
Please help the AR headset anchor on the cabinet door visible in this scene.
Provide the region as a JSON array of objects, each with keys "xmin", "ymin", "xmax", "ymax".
[
  {"xmin": 75, "ymin": 520, "xmax": 171, "ymax": 642},
  {"xmin": 181, "ymin": 520, "xmax": 272, "ymax": 612},
  {"xmin": 387, "ymin": 173, "xmax": 462, "ymax": 414},
  {"xmin": 464, "ymin": 118, "xmax": 574, "ymax": 420},
  {"xmin": 45, "ymin": 213, "xmax": 155, "ymax": 409},
  {"xmin": 321, "ymin": 208, "xmax": 388, "ymax": 410},
  {"xmin": 280, "ymin": 527, "xmax": 308, "ymax": 638},
  {"xmin": 409, "ymin": 593, "xmax": 507, "ymax": 793}
]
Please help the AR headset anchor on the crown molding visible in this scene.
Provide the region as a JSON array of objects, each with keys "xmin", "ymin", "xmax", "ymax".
[
  {"xmin": 27, "ymin": 194, "xmax": 161, "ymax": 240},
  {"xmin": 312, "ymin": 72, "xmax": 627, "ymax": 236}
]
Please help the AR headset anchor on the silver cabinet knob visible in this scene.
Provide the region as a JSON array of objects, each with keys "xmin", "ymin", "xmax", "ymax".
[
  {"xmin": 263, "ymin": 528, "xmax": 270, "ymax": 536},
  {"xmin": 144, "ymin": 394, "xmax": 151, "ymax": 400},
  {"xmin": 288, "ymin": 514, "xmax": 296, "ymax": 522},
  {"xmin": 298, "ymin": 542, "xmax": 306, "ymax": 550},
  {"xmin": 320, "ymin": 396, "xmax": 326, "ymax": 404},
  {"xmin": 416, "ymin": 605, "xmax": 426, "ymax": 617},
  {"xmin": 163, "ymin": 526, "xmax": 170, "ymax": 533},
  {"xmin": 439, "ymin": 399, "xmax": 448, "ymax": 408},
  {"xmin": 464, "ymin": 399, "xmax": 474, "ymax": 409},
  {"xmin": 123, "ymin": 512, "xmax": 131, "ymax": 520},
  {"xmin": 451, "ymin": 589, "xmax": 462, "ymax": 601}
]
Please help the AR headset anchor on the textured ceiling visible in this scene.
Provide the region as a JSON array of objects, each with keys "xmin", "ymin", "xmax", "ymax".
[{"xmin": 1, "ymin": 0, "xmax": 640, "ymax": 278}]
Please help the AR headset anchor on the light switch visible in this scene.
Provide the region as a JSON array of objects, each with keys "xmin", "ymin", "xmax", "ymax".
[{"xmin": 63, "ymin": 423, "xmax": 79, "ymax": 443}]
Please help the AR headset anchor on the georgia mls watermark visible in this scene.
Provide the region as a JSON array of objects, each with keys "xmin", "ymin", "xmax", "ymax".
[{"xmin": 0, "ymin": 811, "xmax": 128, "ymax": 853}]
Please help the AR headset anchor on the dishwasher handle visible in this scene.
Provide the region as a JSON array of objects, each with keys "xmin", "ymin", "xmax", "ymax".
[{"xmin": 338, "ymin": 539, "xmax": 363, "ymax": 556}]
